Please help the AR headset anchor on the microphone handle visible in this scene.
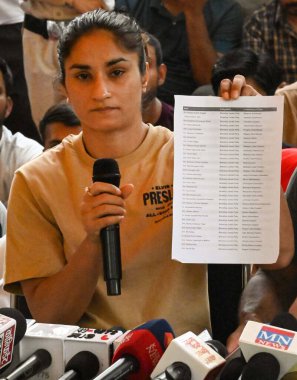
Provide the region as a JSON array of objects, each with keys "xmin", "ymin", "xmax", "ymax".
[
  {"xmin": 58, "ymin": 369, "xmax": 79, "ymax": 380},
  {"xmin": 153, "ymin": 362, "xmax": 191, "ymax": 380},
  {"xmin": 5, "ymin": 350, "xmax": 52, "ymax": 380},
  {"xmin": 93, "ymin": 357, "xmax": 136, "ymax": 380},
  {"xmin": 100, "ymin": 224, "xmax": 122, "ymax": 296}
]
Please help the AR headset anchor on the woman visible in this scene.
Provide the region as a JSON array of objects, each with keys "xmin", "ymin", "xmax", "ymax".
[{"xmin": 4, "ymin": 10, "xmax": 293, "ymax": 337}]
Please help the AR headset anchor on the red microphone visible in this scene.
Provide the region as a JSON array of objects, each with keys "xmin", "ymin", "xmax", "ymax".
[{"xmin": 93, "ymin": 319, "xmax": 175, "ymax": 380}]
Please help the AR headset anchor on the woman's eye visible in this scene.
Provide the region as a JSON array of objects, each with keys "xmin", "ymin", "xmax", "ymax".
[
  {"xmin": 76, "ymin": 72, "xmax": 90, "ymax": 80},
  {"xmin": 111, "ymin": 69, "xmax": 124, "ymax": 77}
]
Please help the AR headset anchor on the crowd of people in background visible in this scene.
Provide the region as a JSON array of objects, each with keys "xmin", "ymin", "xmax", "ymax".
[{"xmin": 1, "ymin": 0, "xmax": 297, "ymax": 352}]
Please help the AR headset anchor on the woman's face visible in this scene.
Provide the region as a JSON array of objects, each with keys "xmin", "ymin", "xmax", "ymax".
[{"xmin": 63, "ymin": 29, "xmax": 148, "ymax": 134}]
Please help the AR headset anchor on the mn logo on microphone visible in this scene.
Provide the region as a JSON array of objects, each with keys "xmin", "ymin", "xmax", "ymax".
[{"xmin": 255, "ymin": 326, "xmax": 295, "ymax": 351}]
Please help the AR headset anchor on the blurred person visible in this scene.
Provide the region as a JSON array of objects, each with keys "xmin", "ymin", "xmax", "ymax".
[
  {"xmin": 142, "ymin": 32, "xmax": 173, "ymax": 131},
  {"xmin": 243, "ymin": 0, "xmax": 297, "ymax": 85},
  {"xmin": 115, "ymin": 0, "xmax": 244, "ymax": 105},
  {"xmin": 39, "ymin": 102, "xmax": 81, "ymax": 150},
  {"xmin": 3, "ymin": 10, "xmax": 294, "ymax": 341},
  {"xmin": 0, "ymin": 58, "xmax": 43, "ymax": 204},
  {"xmin": 0, "ymin": 0, "xmax": 40, "ymax": 142},
  {"xmin": 20, "ymin": 0, "xmax": 114, "ymax": 128},
  {"xmin": 211, "ymin": 48, "xmax": 283, "ymax": 96},
  {"xmin": 276, "ymin": 81, "xmax": 297, "ymax": 146}
]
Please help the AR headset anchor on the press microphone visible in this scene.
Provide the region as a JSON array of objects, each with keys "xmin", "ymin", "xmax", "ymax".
[
  {"xmin": 205, "ymin": 339, "xmax": 228, "ymax": 358},
  {"xmin": 240, "ymin": 352, "xmax": 280, "ymax": 380},
  {"xmin": 19, "ymin": 322, "xmax": 79, "ymax": 379},
  {"xmin": 239, "ymin": 313, "xmax": 297, "ymax": 379},
  {"xmin": 93, "ymin": 319, "xmax": 175, "ymax": 380},
  {"xmin": 219, "ymin": 356, "xmax": 246, "ymax": 380},
  {"xmin": 150, "ymin": 331, "xmax": 226, "ymax": 380},
  {"xmin": 153, "ymin": 362, "xmax": 191, "ymax": 379},
  {"xmin": 58, "ymin": 351, "xmax": 100, "ymax": 380},
  {"xmin": 92, "ymin": 158, "xmax": 122, "ymax": 296},
  {"xmin": 64, "ymin": 326, "xmax": 124, "ymax": 372},
  {"xmin": 0, "ymin": 308, "xmax": 27, "ymax": 372},
  {"xmin": 2, "ymin": 348, "xmax": 52, "ymax": 380}
]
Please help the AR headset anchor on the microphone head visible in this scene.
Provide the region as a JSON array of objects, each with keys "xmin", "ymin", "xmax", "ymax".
[
  {"xmin": 241, "ymin": 352, "xmax": 280, "ymax": 380},
  {"xmin": 0, "ymin": 308, "xmax": 27, "ymax": 345},
  {"xmin": 112, "ymin": 319, "xmax": 175, "ymax": 379},
  {"xmin": 206, "ymin": 339, "xmax": 228, "ymax": 358},
  {"xmin": 33, "ymin": 348, "xmax": 52, "ymax": 370},
  {"xmin": 219, "ymin": 356, "xmax": 246, "ymax": 380},
  {"xmin": 92, "ymin": 158, "xmax": 121, "ymax": 187},
  {"xmin": 270, "ymin": 312, "xmax": 297, "ymax": 331},
  {"xmin": 65, "ymin": 351, "xmax": 100, "ymax": 380}
]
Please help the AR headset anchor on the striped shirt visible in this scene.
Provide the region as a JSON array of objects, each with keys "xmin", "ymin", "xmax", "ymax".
[{"xmin": 243, "ymin": 0, "xmax": 297, "ymax": 84}]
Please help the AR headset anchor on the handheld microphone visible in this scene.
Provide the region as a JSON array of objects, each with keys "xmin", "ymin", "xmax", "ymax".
[
  {"xmin": 239, "ymin": 313, "xmax": 297, "ymax": 379},
  {"xmin": 93, "ymin": 319, "xmax": 175, "ymax": 380},
  {"xmin": 92, "ymin": 158, "xmax": 122, "ymax": 296},
  {"xmin": 2, "ymin": 348, "xmax": 52, "ymax": 380},
  {"xmin": 150, "ymin": 331, "xmax": 226, "ymax": 380},
  {"xmin": 58, "ymin": 351, "xmax": 100, "ymax": 380},
  {"xmin": 0, "ymin": 308, "xmax": 27, "ymax": 372}
]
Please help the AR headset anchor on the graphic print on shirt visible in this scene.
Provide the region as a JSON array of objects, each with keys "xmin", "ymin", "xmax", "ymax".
[{"xmin": 143, "ymin": 184, "xmax": 173, "ymax": 223}]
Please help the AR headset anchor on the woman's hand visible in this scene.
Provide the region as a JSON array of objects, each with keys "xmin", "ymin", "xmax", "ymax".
[
  {"xmin": 81, "ymin": 182, "xmax": 134, "ymax": 242},
  {"xmin": 220, "ymin": 74, "xmax": 260, "ymax": 100}
]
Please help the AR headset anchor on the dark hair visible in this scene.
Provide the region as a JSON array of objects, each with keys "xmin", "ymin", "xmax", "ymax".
[
  {"xmin": 0, "ymin": 57, "xmax": 13, "ymax": 97},
  {"xmin": 211, "ymin": 48, "xmax": 282, "ymax": 95},
  {"xmin": 145, "ymin": 32, "xmax": 163, "ymax": 67},
  {"xmin": 39, "ymin": 102, "xmax": 81, "ymax": 143},
  {"xmin": 58, "ymin": 9, "xmax": 147, "ymax": 83}
]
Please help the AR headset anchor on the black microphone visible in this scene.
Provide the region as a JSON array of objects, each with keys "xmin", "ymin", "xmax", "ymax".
[
  {"xmin": 219, "ymin": 356, "xmax": 246, "ymax": 380},
  {"xmin": 2, "ymin": 348, "xmax": 52, "ymax": 380},
  {"xmin": 205, "ymin": 339, "xmax": 228, "ymax": 358},
  {"xmin": 241, "ymin": 352, "xmax": 280, "ymax": 380},
  {"xmin": 92, "ymin": 158, "xmax": 122, "ymax": 296},
  {"xmin": 58, "ymin": 351, "xmax": 100, "ymax": 380},
  {"xmin": 153, "ymin": 362, "xmax": 191, "ymax": 379}
]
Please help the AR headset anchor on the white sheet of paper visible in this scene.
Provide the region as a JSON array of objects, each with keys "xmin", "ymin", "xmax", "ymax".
[{"xmin": 172, "ymin": 95, "xmax": 284, "ymax": 264}]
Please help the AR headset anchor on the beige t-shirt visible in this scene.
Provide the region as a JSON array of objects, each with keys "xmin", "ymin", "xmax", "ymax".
[
  {"xmin": 276, "ymin": 82, "xmax": 297, "ymax": 146},
  {"xmin": 4, "ymin": 125, "xmax": 210, "ymax": 335}
]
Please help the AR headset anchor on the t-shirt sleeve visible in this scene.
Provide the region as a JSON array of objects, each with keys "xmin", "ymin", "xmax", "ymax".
[{"xmin": 4, "ymin": 171, "xmax": 66, "ymax": 294}]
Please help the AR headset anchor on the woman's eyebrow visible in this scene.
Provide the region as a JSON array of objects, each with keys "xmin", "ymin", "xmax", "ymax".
[{"xmin": 69, "ymin": 58, "xmax": 129, "ymax": 70}]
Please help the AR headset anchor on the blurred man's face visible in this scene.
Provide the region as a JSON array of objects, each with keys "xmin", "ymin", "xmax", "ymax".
[
  {"xmin": 142, "ymin": 44, "xmax": 166, "ymax": 109},
  {"xmin": 0, "ymin": 72, "xmax": 12, "ymax": 129},
  {"xmin": 280, "ymin": 0, "xmax": 297, "ymax": 16}
]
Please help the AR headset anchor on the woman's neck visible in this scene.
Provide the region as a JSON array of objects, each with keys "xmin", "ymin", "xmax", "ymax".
[{"xmin": 82, "ymin": 121, "xmax": 149, "ymax": 159}]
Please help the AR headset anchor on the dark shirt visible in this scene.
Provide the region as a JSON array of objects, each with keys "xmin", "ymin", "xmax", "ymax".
[
  {"xmin": 156, "ymin": 101, "xmax": 174, "ymax": 131},
  {"xmin": 115, "ymin": 0, "xmax": 243, "ymax": 105},
  {"xmin": 243, "ymin": 0, "xmax": 297, "ymax": 84}
]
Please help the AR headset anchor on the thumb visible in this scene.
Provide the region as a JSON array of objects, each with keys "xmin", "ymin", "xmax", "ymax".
[{"xmin": 120, "ymin": 184, "xmax": 134, "ymax": 200}]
